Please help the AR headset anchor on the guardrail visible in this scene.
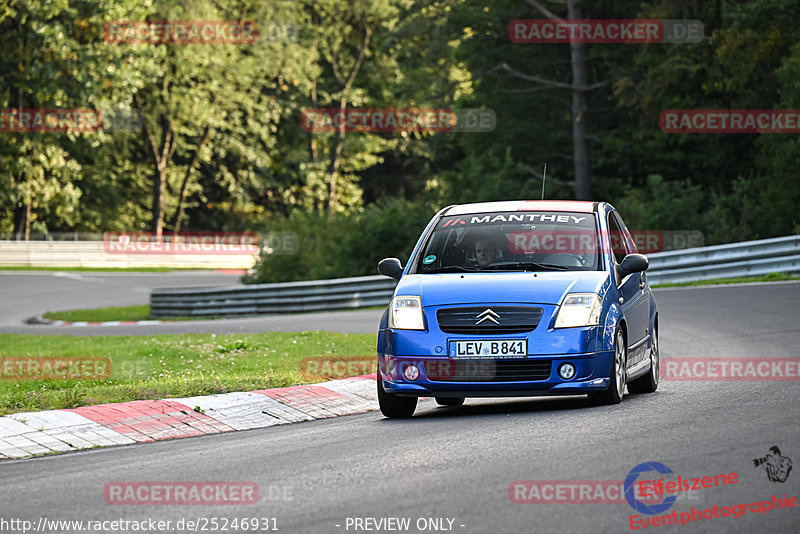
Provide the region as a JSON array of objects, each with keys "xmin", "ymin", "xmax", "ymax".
[
  {"xmin": 150, "ymin": 275, "xmax": 397, "ymax": 317},
  {"xmin": 645, "ymin": 235, "xmax": 800, "ymax": 285},
  {"xmin": 149, "ymin": 235, "xmax": 800, "ymax": 317}
]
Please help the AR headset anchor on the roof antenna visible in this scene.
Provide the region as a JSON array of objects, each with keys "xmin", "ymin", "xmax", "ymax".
[{"xmin": 541, "ymin": 163, "xmax": 548, "ymax": 200}]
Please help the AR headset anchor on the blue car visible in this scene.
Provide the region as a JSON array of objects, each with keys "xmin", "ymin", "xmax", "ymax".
[{"xmin": 376, "ymin": 200, "xmax": 659, "ymax": 418}]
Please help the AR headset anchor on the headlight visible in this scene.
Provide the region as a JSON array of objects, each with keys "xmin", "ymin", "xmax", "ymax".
[
  {"xmin": 388, "ymin": 295, "xmax": 425, "ymax": 330},
  {"xmin": 554, "ymin": 293, "xmax": 602, "ymax": 328}
]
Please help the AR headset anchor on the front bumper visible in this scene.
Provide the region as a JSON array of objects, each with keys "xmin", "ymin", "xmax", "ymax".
[
  {"xmin": 378, "ymin": 302, "xmax": 619, "ymax": 398},
  {"xmin": 379, "ymin": 350, "xmax": 614, "ymax": 398}
]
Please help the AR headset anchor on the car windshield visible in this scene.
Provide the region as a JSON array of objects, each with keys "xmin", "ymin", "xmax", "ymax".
[{"xmin": 416, "ymin": 211, "xmax": 601, "ymax": 272}]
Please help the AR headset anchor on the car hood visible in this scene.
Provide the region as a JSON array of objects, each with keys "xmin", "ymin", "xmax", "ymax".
[{"xmin": 395, "ymin": 271, "xmax": 610, "ymax": 306}]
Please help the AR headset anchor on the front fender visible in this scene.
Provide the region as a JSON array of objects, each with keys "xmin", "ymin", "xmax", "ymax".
[
  {"xmin": 600, "ymin": 299, "xmax": 623, "ymax": 351},
  {"xmin": 377, "ymin": 308, "xmax": 388, "ymax": 357},
  {"xmin": 649, "ymin": 291, "xmax": 658, "ymax": 333}
]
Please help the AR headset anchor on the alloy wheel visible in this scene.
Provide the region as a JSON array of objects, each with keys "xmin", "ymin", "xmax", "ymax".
[{"xmin": 615, "ymin": 330, "xmax": 626, "ymax": 399}]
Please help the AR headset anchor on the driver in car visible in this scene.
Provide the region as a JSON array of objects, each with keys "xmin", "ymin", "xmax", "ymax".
[{"xmin": 474, "ymin": 236, "xmax": 503, "ymax": 266}]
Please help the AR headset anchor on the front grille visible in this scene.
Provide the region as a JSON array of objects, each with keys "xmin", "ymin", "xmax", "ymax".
[
  {"xmin": 437, "ymin": 306, "xmax": 543, "ymax": 334},
  {"xmin": 426, "ymin": 359, "xmax": 552, "ymax": 382}
]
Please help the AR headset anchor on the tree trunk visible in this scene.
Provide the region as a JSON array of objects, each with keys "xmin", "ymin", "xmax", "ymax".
[
  {"xmin": 172, "ymin": 126, "xmax": 210, "ymax": 233},
  {"xmin": 12, "ymin": 47, "xmax": 30, "ymax": 241},
  {"xmin": 151, "ymin": 167, "xmax": 166, "ymax": 236},
  {"xmin": 12, "ymin": 199, "xmax": 31, "ymax": 241},
  {"xmin": 327, "ymin": 100, "xmax": 346, "ymax": 213},
  {"xmin": 567, "ymin": 0, "xmax": 592, "ymax": 200},
  {"xmin": 135, "ymin": 95, "xmax": 176, "ymax": 238},
  {"xmin": 521, "ymin": 0, "xmax": 593, "ymax": 199},
  {"xmin": 326, "ymin": 25, "xmax": 372, "ymax": 215}
]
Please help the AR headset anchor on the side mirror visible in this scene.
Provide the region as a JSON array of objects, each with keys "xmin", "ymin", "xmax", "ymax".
[
  {"xmin": 378, "ymin": 258, "xmax": 404, "ymax": 280},
  {"xmin": 619, "ymin": 253, "xmax": 649, "ymax": 275}
]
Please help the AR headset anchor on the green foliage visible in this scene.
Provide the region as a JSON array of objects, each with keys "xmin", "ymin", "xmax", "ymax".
[
  {"xmin": 1, "ymin": 0, "xmax": 799, "ymax": 279},
  {"xmin": 247, "ymin": 198, "xmax": 436, "ymax": 282},
  {"xmin": 613, "ymin": 175, "xmax": 705, "ymax": 231},
  {"xmin": 0, "ymin": 0, "xmax": 152, "ymax": 233}
]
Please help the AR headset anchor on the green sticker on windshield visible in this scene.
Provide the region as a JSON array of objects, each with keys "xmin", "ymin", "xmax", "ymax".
[{"xmin": 423, "ymin": 255, "xmax": 436, "ymax": 264}]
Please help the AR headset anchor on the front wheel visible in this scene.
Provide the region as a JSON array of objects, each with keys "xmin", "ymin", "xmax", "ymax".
[
  {"xmin": 628, "ymin": 325, "xmax": 659, "ymax": 394},
  {"xmin": 377, "ymin": 370, "xmax": 417, "ymax": 418},
  {"xmin": 589, "ymin": 328, "xmax": 627, "ymax": 405}
]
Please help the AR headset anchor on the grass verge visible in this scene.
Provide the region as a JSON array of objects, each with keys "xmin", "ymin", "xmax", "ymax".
[
  {"xmin": 0, "ymin": 332, "xmax": 377, "ymax": 415},
  {"xmin": 43, "ymin": 305, "xmax": 153, "ymax": 322},
  {"xmin": 42, "ymin": 304, "xmax": 385, "ymax": 322},
  {"xmin": 652, "ymin": 272, "xmax": 800, "ymax": 288},
  {"xmin": 41, "ymin": 305, "xmax": 217, "ymax": 322}
]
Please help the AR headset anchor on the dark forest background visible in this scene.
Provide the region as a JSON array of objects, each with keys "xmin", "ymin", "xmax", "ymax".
[{"xmin": 2, "ymin": 0, "xmax": 798, "ymax": 281}]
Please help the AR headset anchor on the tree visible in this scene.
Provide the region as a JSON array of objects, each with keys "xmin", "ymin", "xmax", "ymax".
[
  {"xmin": 524, "ymin": 0, "xmax": 592, "ymax": 199},
  {"xmin": 0, "ymin": 0, "xmax": 132, "ymax": 237},
  {"xmin": 123, "ymin": 0, "xmax": 307, "ymax": 235}
]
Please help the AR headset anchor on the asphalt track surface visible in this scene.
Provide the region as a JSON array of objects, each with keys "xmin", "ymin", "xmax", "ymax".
[
  {"xmin": 2, "ymin": 273, "xmax": 800, "ymax": 533},
  {"xmin": 0, "ymin": 270, "xmax": 377, "ymax": 335}
]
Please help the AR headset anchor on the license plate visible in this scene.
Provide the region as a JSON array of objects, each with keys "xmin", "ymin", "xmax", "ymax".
[{"xmin": 450, "ymin": 339, "xmax": 527, "ymax": 359}]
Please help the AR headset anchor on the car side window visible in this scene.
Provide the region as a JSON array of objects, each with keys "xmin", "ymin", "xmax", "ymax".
[
  {"xmin": 607, "ymin": 212, "xmax": 629, "ymax": 264},
  {"xmin": 614, "ymin": 212, "xmax": 639, "ymax": 254}
]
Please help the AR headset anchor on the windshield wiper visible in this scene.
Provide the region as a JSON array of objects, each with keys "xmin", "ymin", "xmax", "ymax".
[
  {"xmin": 480, "ymin": 261, "xmax": 569, "ymax": 272},
  {"xmin": 424, "ymin": 265, "xmax": 482, "ymax": 273}
]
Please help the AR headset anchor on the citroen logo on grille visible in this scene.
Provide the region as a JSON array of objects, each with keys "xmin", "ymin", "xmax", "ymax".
[{"xmin": 476, "ymin": 308, "xmax": 500, "ymax": 325}]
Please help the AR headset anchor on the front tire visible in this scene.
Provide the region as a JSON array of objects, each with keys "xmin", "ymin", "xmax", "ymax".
[
  {"xmin": 589, "ymin": 328, "xmax": 627, "ymax": 405},
  {"xmin": 377, "ymin": 370, "xmax": 417, "ymax": 418},
  {"xmin": 628, "ymin": 324, "xmax": 659, "ymax": 394}
]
